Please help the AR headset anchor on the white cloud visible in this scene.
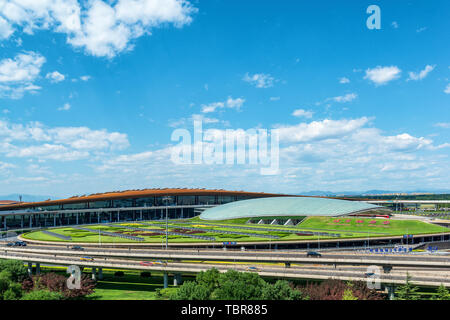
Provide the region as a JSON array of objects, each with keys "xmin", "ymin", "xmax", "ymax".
[
  {"xmin": 364, "ymin": 66, "xmax": 401, "ymax": 85},
  {"xmin": 0, "ymin": 51, "xmax": 45, "ymax": 82},
  {"xmin": 444, "ymin": 83, "xmax": 450, "ymax": 94},
  {"xmin": 391, "ymin": 21, "xmax": 398, "ymax": 29},
  {"xmin": 89, "ymin": 115, "xmax": 450, "ymax": 194},
  {"xmin": 407, "ymin": 65, "xmax": 435, "ymax": 81},
  {"xmin": 0, "ymin": 51, "xmax": 45, "ymax": 99},
  {"xmin": 80, "ymin": 75, "xmax": 91, "ymax": 81},
  {"xmin": 434, "ymin": 122, "xmax": 450, "ymax": 129},
  {"xmin": 292, "ymin": 109, "xmax": 313, "ymax": 118},
  {"xmin": 243, "ymin": 72, "xmax": 275, "ymax": 88},
  {"xmin": 58, "ymin": 103, "xmax": 71, "ymax": 111},
  {"xmin": 277, "ymin": 117, "xmax": 370, "ymax": 143},
  {"xmin": 0, "ymin": 16, "xmax": 13, "ymax": 39},
  {"xmin": 0, "ymin": 0, "xmax": 197, "ymax": 58},
  {"xmin": 201, "ymin": 97, "xmax": 244, "ymax": 113},
  {"xmin": 0, "ymin": 119, "xmax": 129, "ymax": 161},
  {"xmin": 269, "ymin": 97, "xmax": 280, "ymax": 101},
  {"xmin": 46, "ymin": 70, "xmax": 65, "ymax": 83},
  {"xmin": 416, "ymin": 27, "xmax": 427, "ymax": 33},
  {"xmin": 381, "ymin": 133, "xmax": 432, "ymax": 152},
  {"xmin": 328, "ymin": 93, "xmax": 357, "ymax": 103},
  {"xmin": 339, "ymin": 77, "xmax": 350, "ymax": 84}
]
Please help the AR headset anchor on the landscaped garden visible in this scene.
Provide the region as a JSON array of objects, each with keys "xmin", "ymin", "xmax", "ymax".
[{"xmin": 21, "ymin": 215, "xmax": 449, "ymax": 244}]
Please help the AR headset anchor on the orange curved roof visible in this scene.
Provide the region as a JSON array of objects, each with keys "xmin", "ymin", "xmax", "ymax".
[
  {"xmin": 0, "ymin": 200, "xmax": 19, "ymax": 206},
  {"xmin": 0, "ymin": 188, "xmax": 289, "ymax": 210}
]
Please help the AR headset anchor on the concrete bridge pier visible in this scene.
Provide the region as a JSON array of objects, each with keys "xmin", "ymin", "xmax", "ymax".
[
  {"xmin": 385, "ymin": 285, "xmax": 396, "ymax": 300},
  {"xmin": 173, "ymin": 273, "xmax": 182, "ymax": 286},
  {"xmin": 27, "ymin": 262, "xmax": 32, "ymax": 276},
  {"xmin": 36, "ymin": 263, "xmax": 40, "ymax": 275},
  {"xmin": 92, "ymin": 267, "xmax": 97, "ymax": 280},
  {"xmin": 383, "ymin": 265, "xmax": 393, "ymax": 273},
  {"xmin": 163, "ymin": 272, "xmax": 168, "ymax": 288},
  {"xmin": 98, "ymin": 267, "xmax": 103, "ymax": 280}
]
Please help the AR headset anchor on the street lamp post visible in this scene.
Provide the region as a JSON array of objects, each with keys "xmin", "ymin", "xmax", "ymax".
[{"xmin": 162, "ymin": 196, "xmax": 172, "ymax": 250}]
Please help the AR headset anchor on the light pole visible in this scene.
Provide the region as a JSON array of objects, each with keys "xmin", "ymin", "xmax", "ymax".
[
  {"xmin": 317, "ymin": 233, "xmax": 320, "ymax": 251},
  {"xmin": 162, "ymin": 196, "xmax": 172, "ymax": 250}
]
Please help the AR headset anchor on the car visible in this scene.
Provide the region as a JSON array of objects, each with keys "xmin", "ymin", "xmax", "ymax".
[
  {"xmin": 71, "ymin": 246, "xmax": 84, "ymax": 251},
  {"xmin": 80, "ymin": 256, "xmax": 94, "ymax": 261},
  {"xmin": 7, "ymin": 241, "xmax": 27, "ymax": 247},
  {"xmin": 306, "ymin": 251, "xmax": 322, "ymax": 258},
  {"xmin": 365, "ymin": 272, "xmax": 375, "ymax": 277},
  {"xmin": 246, "ymin": 266, "xmax": 258, "ymax": 272},
  {"xmin": 140, "ymin": 261, "xmax": 154, "ymax": 266},
  {"xmin": 153, "ymin": 260, "xmax": 167, "ymax": 266}
]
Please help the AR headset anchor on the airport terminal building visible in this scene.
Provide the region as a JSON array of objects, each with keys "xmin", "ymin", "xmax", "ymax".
[{"xmin": 0, "ymin": 188, "xmax": 282, "ymax": 230}]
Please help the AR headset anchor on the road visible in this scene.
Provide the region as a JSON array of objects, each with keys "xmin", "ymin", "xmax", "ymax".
[
  {"xmin": 2, "ymin": 244, "xmax": 449, "ymax": 268},
  {"xmin": 0, "ymin": 244, "xmax": 449, "ymax": 287}
]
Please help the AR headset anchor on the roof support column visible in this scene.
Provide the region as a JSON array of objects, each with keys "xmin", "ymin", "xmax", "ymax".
[{"xmin": 163, "ymin": 272, "xmax": 168, "ymax": 288}]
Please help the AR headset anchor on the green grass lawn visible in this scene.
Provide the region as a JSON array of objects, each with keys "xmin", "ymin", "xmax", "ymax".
[
  {"xmin": 22, "ymin": 215, "xmax": 448, "ymax": 244},
  {"xmin": 299, "ymin": 216, "xmax": 448, "ymax": 235},
  {"xmin": 89, "ymin": 269, "xmax": 182, "ymax": 300},
  {"xmin": 39, "ymin": 266, "xmax": 184, "ymax": 300}
]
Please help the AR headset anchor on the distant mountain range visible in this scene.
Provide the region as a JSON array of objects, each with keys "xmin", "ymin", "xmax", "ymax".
[{"xmin": 300, "ymin": 189, "xmax": 450, "ymax": 196}]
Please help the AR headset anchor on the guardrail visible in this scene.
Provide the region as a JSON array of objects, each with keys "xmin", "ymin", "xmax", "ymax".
[
  {"xmin": 2, "ymin": 246, "xmax": 449, "ymax": 268},
  {"xmin": 0, "ymin": 252, "xmax": 448, "ymax": 287}
]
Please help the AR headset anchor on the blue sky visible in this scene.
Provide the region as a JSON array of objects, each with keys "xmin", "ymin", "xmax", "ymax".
[{"xmin": 0, "ymin": 0, "xmax": 449, "ymax": 197}]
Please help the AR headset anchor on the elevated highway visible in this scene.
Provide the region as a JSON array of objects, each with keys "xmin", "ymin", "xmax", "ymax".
[
  {"xmin": 2, "ymin": 244, "xmax": 449, "ymax": 269},
  {"xmin": 0, "ymin": 250, "xmax": 449, "ymax": 288}
]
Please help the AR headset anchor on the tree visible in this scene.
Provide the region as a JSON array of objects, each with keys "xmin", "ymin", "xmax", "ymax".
[
  {"xmin": 211, "ymin": 270, "xmax": 267, "ymax": 300},
  {"xmin": 22, "ymin": 272, "xmax": 96, "ymax": 299},
  {"xmin": 396, "ymin": 273, "xmax": 419, "ymax": 300},
  {"xmin": 342, "ymin": 288, "xmax": 358, "ymax": 300},
  {"xmin": 260, "ymin": 280, "xmax": 305, "ymax": 300},
  {"xmin": 0, "ymin": 270, "xmax": 24, "ymax": 300},
  {"xmin": 350, "ymin": 281, "xmax": 385, "ymax": 300},
  {"xmin": 0, "ymin": 259, "xmax": 28, "ymax": 282},
  {"xmin": 435, "ymin": 284, "xmax": 450, "ymax": 300},
  {"xmin": 171, "ymin": 281, "xmax": 211, "ymax": 300},
  {"xmin": 196, "ymin": 268, "xmax": 220, "ymax": 291},
  {"xmin": 21, "ymin": 290, "xmax": 63, "ymax": 300},
  {"xmin": 3, "ymin": 283, "xmax": 23, "ymax": 300}
]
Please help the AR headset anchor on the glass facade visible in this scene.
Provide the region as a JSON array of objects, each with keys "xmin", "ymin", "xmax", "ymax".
[
  {"xmin": 63, "ymin": 202, "xmax": 87, "ymax": 210},
  {"xmin": 177, "ymin": 196, "xmax": 196, "ymax": 205},
  {"xmin": 135, "ymin": 197, "xmax": 154, "ymax": 207},
  {"xmin": 89, "ymin": 200, "xmax": 111, "ymax": 209},
  {"xmin": 0, "ymin": 193, "xmax": 267, "ymax": 230}
]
